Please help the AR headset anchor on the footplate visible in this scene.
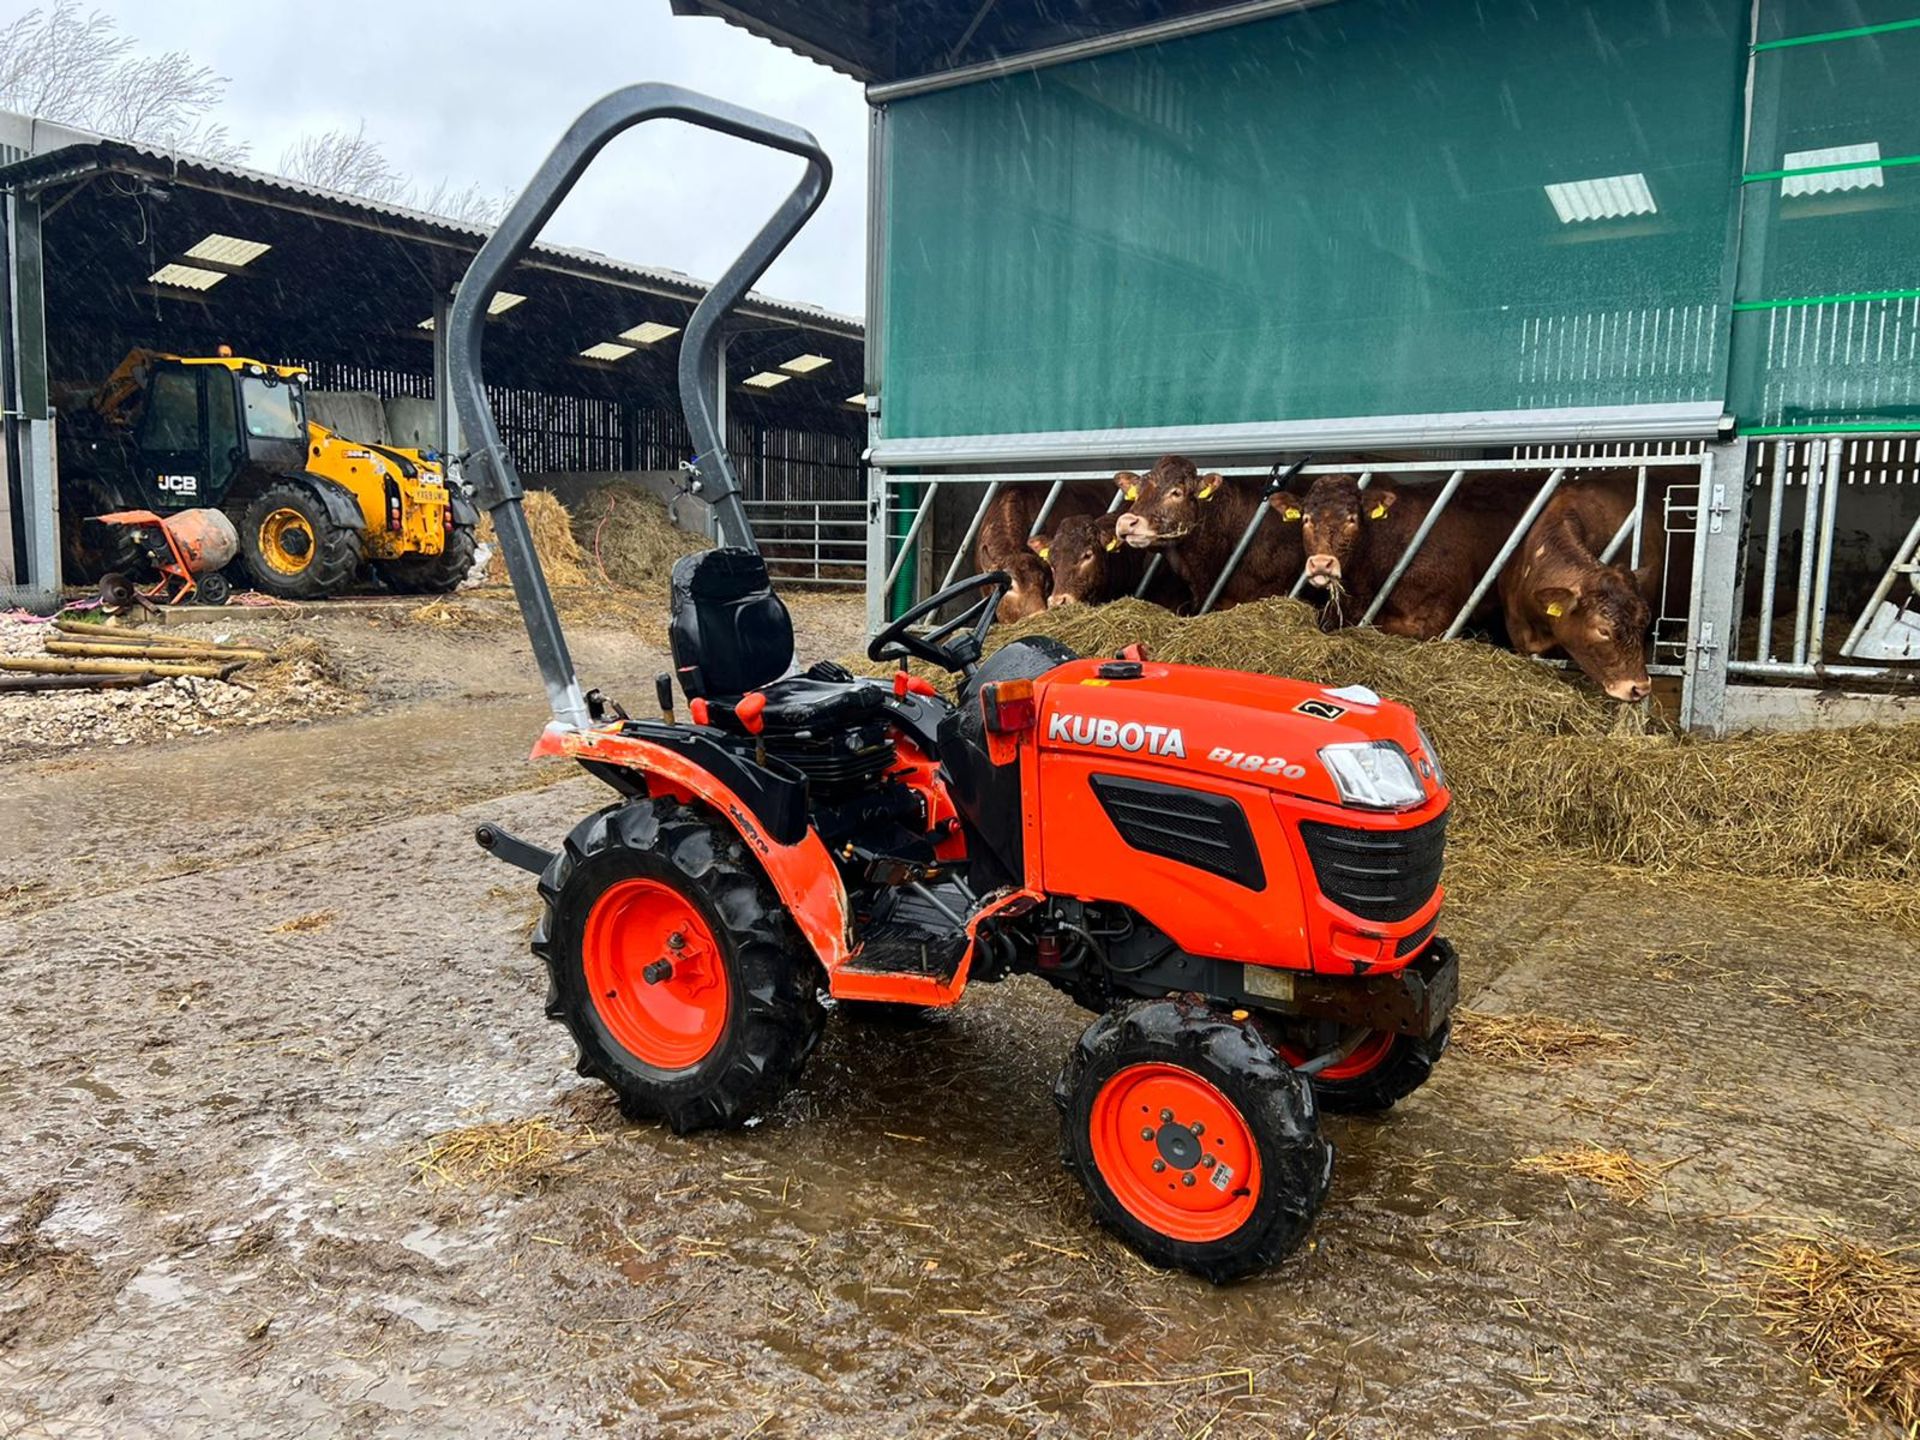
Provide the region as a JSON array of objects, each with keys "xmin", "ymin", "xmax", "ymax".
[{"xmin": 842, "ymin": 923, "xmax": 969, "ymax": 983}]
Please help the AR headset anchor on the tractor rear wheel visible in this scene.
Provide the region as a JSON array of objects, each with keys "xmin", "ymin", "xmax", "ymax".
[
  {"xmin": 239, "ymin": 481, "xmax": 363, "ymax": 600},
  {"xmin": 536, "ymin": 798, "xmax": 826, "ymax": 1134},
  {"xmin": 1055, "ymin": 998, "xmax": 1332, "ymax": 1283},
  {"xmin": 377, "ymin": 520, "xmax": 477, "ymax": 594}
]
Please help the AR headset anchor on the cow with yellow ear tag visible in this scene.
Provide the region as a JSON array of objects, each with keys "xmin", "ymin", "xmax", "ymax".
[
  {"xmin": 1110, "ymin": 455, "xmax": 1304, "ymax": 608},
  {"xmin": 1032, "ymin": 512, "xmax": 1192, "ymax": 611}
]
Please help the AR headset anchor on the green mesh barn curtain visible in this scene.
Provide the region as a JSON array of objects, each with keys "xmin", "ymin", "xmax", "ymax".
[
  {"xmin": 879, "ymin": 0, "xmax": 1750, "ymax": 442},
  {"xmin": 1731, "ymin": 2, "xmax": 1920, "ymax": 431}
]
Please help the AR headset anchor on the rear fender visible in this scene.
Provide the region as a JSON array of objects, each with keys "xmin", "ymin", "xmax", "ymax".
[{"xmin": 532, "ymin": 723, "xmax": 852, "ymax": 970}]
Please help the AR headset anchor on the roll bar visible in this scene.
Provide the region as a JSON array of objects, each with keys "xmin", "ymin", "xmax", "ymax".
[{"xmin": 446, "ymin": 84, "xmax": 832, "ymax": 729}]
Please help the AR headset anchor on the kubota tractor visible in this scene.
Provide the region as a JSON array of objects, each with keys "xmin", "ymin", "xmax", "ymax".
[
  {"xmin": 59, "ymin": 349, "xmax": 478, "ymax": 599},
  {"xmin": 460, "ymin": 87, "xmax": 1458, "ymax": 1282}
]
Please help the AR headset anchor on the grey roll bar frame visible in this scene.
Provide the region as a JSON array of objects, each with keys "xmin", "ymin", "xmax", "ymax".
[{"xmin": 446, "ymin": 84, "xmax": 832, "ymax": 731}]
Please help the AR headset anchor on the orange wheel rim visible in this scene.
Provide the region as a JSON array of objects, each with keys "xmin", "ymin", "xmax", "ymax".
[
  {"xmin": 582, "ymin": 879, "xmax": 728, "ymax": 1070},
  {"xmin": 1284, "ymin": 1029, "xmax": 1395, "ymax": 1082},
  {"xmin": 1089, "ymin": 1064, "xmax": 1261, "ymax": 1243}
]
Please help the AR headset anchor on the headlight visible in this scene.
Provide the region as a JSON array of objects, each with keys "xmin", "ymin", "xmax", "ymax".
[
  {"xmin": 1318, "ymin": 740, "xmax": 1426, "ymax": 810},
  {"xmin": 1415, "ymin": 724, "xmax": 1445, "ymax": 789}
]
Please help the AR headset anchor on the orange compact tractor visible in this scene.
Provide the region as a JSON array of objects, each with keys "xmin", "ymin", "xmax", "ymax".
[{"xmin": 460, "ymin": 88, "xmax": 1457, "ymax": 1282}]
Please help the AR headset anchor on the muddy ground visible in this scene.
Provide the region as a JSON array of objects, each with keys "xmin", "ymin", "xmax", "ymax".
[{"xmin": 0, "ymin": 592, "xmax": 1913, "ymax": 1438}]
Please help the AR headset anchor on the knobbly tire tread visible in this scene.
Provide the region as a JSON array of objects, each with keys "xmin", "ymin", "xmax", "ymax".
[
  {"xmin": 239, "ymin": 480, "xmax": 364, "ymax": 600},
  {"xmin": 1055, "ymin": 997, "xmax": 1333, "ymax": 1283},
  {"xmin": 534, "ymin": 797, "xmax": 825, "ymax": 1134},
  {"xmin": 378, "ymin": 521, "xmax": 477, "ymax": 594}
]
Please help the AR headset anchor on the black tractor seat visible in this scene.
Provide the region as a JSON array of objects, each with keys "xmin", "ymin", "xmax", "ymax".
[{"xmin": 671, "ymin": 548, "xmax": 891, "ymax": 737}]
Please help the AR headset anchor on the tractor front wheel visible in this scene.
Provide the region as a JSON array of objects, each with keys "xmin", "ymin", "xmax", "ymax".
[
  {"xmin": 1055, "ymin": 998, "xmax": 1332, "ymax": 1283},
  {"xmin": 1279, "ymin": 1024, "xmax": 1450, "ymax": 1116},
  {"xmin": 537, "ymin": 798, "xmax": 826, "ymax": 1133},
  {"xmin": 377, "ymin": 519, "xmax": 478, "ymax": 594},
  {"xmin": 239, "ymin": 481, "xmax": 363, "ymax": 600}
]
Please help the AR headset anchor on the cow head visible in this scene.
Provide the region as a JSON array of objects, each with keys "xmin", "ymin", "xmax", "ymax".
[
  {"xmin": 1111, "ymin": 456, "xmax": 1224, "ymax": 549},
  {"xmin": 1296, "ymin": 474, "xmax": 1389, "ymax": 590},
  {"xmin": 1031, "ymin": 512, "xmax": 1124, "ymax": 608},
  {"xmin": 996, "ymin": 549, "xmax": 1053, "ymax": 623},
  {"xmin": 1533, "ymin": 565, "xmax": 1657, "ymax": 701}
]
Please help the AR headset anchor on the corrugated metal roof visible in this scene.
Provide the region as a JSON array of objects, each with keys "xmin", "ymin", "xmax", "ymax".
[{"xmin": 0, "ymin": 118, "xmax": 862, "ymax": 337}]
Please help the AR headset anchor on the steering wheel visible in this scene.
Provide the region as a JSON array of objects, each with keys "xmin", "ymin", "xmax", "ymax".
[{"xmin": 867, "ymin": 571, "xmax": 1012, "ymax": 676}]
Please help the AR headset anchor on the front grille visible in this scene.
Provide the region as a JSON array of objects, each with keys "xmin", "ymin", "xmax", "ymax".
[
  {"xmin": 1395, "ymin": 915, "xmax": 1439, "ymax": 958},
  {"xmin": 1299, "ymin": 810, "xmax": 1447, "ymax": 923},
  {"xmin": 1090, "ymin": 775, "xmax": 1265, "ymax": 890}
]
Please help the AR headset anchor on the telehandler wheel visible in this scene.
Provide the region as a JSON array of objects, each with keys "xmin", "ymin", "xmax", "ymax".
[
  {"xmin": 377, "ymin": 521, "xmax": 478, "ymax": 594},
  {"xmin": 239, "ymin": 481, "xmax": 364, "ymax": 600},
  {"xmin": 536, "ymin": 797, "xmax": 826, "ymax": 1134},
  {"xmin": 1055, "ymin": 999, "xmax": 1333, "ymax": 1283}
]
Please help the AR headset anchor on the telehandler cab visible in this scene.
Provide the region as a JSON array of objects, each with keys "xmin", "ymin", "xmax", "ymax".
[
  {"xmin": 61, "ymin": 348, "xmax": 478, "ymax": 599},
  {"xmin": 464, "ymin": 87, "xmax": 1457, "ymax": 1281}
]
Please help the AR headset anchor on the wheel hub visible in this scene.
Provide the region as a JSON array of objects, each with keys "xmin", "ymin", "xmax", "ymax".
[
  {"xmin": 1088, "ymin": 1063, "xmax": 1264, "ymax": 1243},
  {"xmin": 582, "ymin": 878, "xmax": 729, "ymax": 1071}
]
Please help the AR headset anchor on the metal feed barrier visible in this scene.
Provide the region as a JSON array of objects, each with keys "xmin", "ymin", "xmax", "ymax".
[{"xmin": 868, "ymin": 441, "xmax": 1920, "ymax": 735}]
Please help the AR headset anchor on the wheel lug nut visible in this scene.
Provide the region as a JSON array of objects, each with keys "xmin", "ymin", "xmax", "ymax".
[
  {"xmin": 667, "ymin": 931, "xmax": 686, "ymax": 951},
  {"xmin": 1181, "ymin": 1172, "xmax": 1196, "ymax": 1187},
  {"xmin": 1159, "ymin": 1109, "xmax": 1173, "ymax": 1123},
  {"xmin": 1191, "ymin": 1122, "xmax": 1204, "ymax": 1137},
  {"xmin": 1201, "ymin": 1153, "xmax": 1216, "ymax": 1168},
  {"xmin": 1140, "ymin": 1127, "xmax": 1154, "ymax": 1142},
  {"xmin": 1151, "ymin": 1159, "xmax": 1166, "ymax": 1173}
]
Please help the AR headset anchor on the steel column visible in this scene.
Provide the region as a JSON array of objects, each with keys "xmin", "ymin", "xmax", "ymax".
[
  {"xmin": 866, "ymin": 467, "xmax": 892, "ymax": 633},
  {"xmin": 1680, "ymin": 441, "xmax": 1748, "ymax": 736},
  {"xmin": 0, "ymin": 190, "xmax": 55, "ymax": 608},
  {"xmin": 1793, "ymin": 440, "xmax": 1824, "ymax": 665},
  {"xmin": 1807, "ymin": 439, "xmax": 1843, "ymax": 663}
]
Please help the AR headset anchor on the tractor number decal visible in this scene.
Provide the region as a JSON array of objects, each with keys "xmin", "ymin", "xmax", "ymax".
[
  {"xmin": 1047, "ymin": 712, "xmax": 1186, "ymax": 758},
  {"xmin": 1294, "ymin": 699, "xmax": 1346, "ymax": 721},
  {"xmin": 155, "ymin": 474, "xmax": 199, "ymax": 497},
  {"xmin": 1207, "ymin": 747, "xmax": 1308, "ymax": 780}
]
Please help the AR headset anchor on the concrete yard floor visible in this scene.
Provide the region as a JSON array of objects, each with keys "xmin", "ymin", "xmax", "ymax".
[{"xmin": 0, "ymin": 595, "xmax": 1912, "ymax": 1438}]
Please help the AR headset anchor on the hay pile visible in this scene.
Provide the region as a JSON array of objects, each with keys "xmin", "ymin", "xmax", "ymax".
[
  {"xmin": 474, "ymin": 490, "xmax": 590, "ymax": 587},
  {"xmin": 1452, "ymin": 1010, "xmax": 1635, "ymax": 1067},
  {"xmin": 879, "ymin": 599, "xmax": 1920, "ymax": 919},
  {"xmin": 1745, "ymin": 1235, "xmax": 1920, "ymax": 1431},
  {"xmin": 558, "ymin": 479, "xmax": 710, "ymax": 590}
]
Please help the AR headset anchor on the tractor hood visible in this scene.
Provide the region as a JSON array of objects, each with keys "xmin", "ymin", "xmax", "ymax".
[{"xmin": 1032, "ymin": 657, "xmax": 1446, "ymax": 814}]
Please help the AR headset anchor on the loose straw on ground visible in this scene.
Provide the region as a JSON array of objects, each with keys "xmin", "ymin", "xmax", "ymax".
[
  {"xmin": 1452, "ymin": 1010, "xmax": 1635, "ymax": 1067},
  {"xmin": 1744, "ymin": 1234, "xmax": 1920, "ymax": 1433},
  {"xmin": 1512, "ymin": 1144, "xmax": 1680, "ymax": 1205},
  {"xmin": 411, "ymin": 1117, "xmax": 603, "ymax": 1192}
]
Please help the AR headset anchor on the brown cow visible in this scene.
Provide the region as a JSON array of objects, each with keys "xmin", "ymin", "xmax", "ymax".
[
  {"xmin": 1027, "ymin": 511, "xmax": 1191, "ymax": 611},
  {"xmin": 1292, "ymin": 472, "xmax": 1534, "ymax": 638},
  {"xmin": 973, "ymin": 483, "xmax": 1109, "ymax": 621},
  {"xmin": 1110, "ymin": 456, "xmax": 1304, "ymax": 609},
  {"xmin": 1498, "ymin": 474, "xmax": 1666, "ymax": 702}
]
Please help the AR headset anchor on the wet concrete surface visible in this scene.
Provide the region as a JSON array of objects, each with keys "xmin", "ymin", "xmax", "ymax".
[{"xmin": 0, "ymin": 601, "xmax": 1912, "ymax": 1437}]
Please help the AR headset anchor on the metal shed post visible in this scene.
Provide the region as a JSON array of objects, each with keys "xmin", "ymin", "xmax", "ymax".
[
  {"xmin": 0, "ymin": 188, "xmax": 57, "ymax": 610},
  {"xmin": 1680, "ymin": 437, "xmax": 1749, "ymax": 736},
  {"xmin": 430, "ymin": 287, "xmax": 463, "ymax": 474}
]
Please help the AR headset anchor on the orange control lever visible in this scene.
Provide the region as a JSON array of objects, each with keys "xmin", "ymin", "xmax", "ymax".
[
  {"xmin": 893, "ymin": 671, "xmax": 938, "ymax": 698},
  {"xmin": 736, "ymin": 691, "xmax": 768, "ymax": 735}
]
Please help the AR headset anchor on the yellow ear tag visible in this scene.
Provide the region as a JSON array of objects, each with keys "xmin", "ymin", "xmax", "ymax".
[
  {"xmin": 1197, "ymin": 479, "xmax": 1219, "ymax": 500},
  {"xmin": 1368, "ymin": 503, "xmax": 1388, "ymax": 520},
  {"xmin": 1036, "ymin": 544, "xmax": 1050, "ymax": 561},
  {"xmin": 1103, "ymin": 536, "xmax": 1120, "ymax": 552},
  {"xmin": 1282, "ymin": 507, "xmax": 1302, "ymax": 522},
  {"xmin": 1123, "ymin": 485, "xmax": 1138, "ymax": 501},
  {"xmin": 1545, "ymin": 601, "xmax": 1565, "ymax": 617}
]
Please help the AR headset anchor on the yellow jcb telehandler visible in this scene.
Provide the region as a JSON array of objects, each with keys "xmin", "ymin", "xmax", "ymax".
[{"xmin": 60, "ymin": 348, "xmax": 478, "ymax": 599}]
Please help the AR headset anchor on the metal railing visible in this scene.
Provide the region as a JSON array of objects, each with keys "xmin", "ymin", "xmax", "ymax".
[
  {"xmin": 868, "ymin": 440, "xmax": 1920, "ymax": 731},
  {"xmin": 744, "ymin": 497, "xmax": 866, "ymax": 588}
]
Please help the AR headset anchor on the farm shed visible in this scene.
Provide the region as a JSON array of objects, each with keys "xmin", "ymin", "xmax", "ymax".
[
  {"xmin": 680, "ymin": 0, "xmax": 1920, "ymax": 733},
  {"xmin": 0, "ymin": 109, "xmax": 867, "ymax": 610}
]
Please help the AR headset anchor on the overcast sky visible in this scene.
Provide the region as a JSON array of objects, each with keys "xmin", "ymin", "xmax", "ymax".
[{"xmin": 70, "ymin": 0, "xmax": 873, "ymax": 316}]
